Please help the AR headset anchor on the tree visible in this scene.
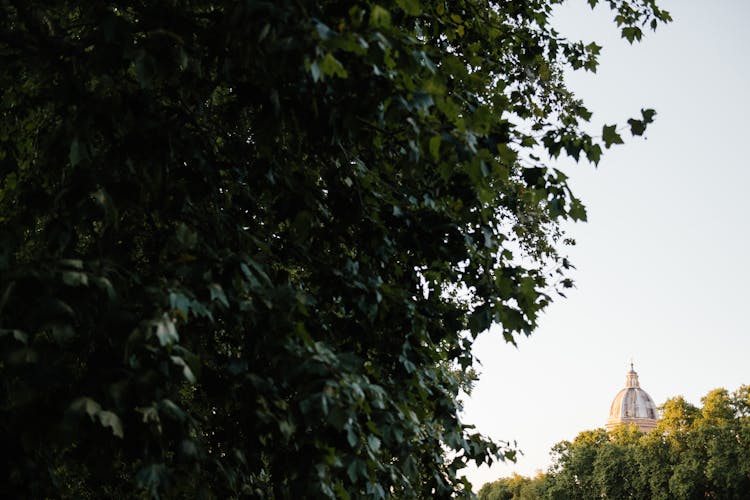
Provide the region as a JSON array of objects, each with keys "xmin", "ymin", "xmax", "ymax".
[
  {"xmin": 478, "ymin": 473, "xmax": 530, "ymax": 500},
  {"xmin": 478, "ymin": 472, "xmax": 549, "ymax": 500},
  {"xmin": 537, "ymin": 387, "xmax": 750, "ymax": 500},
  {"xmin": 0, "ymin": 0, "xmax": 669, "ymax": 497},
  {"xmin": 545, "ymin": 429, "xmax": 610, "ymax": 499}
]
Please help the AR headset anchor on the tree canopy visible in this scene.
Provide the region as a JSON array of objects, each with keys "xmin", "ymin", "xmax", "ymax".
[
  {"xmin": 480, "ymin": 386, "xmax": 750, "ymax": 500},
  {"xmin": 0, "ymin": 0, "xmax": 669, "ymax": 497}
]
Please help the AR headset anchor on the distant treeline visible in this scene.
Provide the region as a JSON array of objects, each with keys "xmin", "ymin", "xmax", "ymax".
[{"xmin": 478, "ymin": 385, "xmax": 750, "ymax": 499}]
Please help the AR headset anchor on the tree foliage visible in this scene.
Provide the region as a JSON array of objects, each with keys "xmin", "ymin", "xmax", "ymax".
[
  {"xmin": 478, "ymin": 472, "xmax": 549, "ymax": 500},
  {"xmin": 490, "ymin": 386, "xmax": 750, "ymax": 500},
  {"xmin": 0, "ymin": 0, "xmax": 668, "ymax": 497}
]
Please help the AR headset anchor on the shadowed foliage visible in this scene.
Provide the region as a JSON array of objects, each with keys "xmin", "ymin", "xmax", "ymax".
[{"xmin": 0, "ymin": 0, "xmax": 668, "ymax": 497}]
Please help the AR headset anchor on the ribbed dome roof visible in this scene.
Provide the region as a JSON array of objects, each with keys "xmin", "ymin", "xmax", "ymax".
[{"xmin": 606, "ymin": 364, "xmax": 658, "ymax": 432}]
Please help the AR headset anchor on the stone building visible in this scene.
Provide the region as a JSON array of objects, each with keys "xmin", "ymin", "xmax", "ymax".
[{"xmin": 606, "ymin": 363, "xmax": 658, "ymax": 433}]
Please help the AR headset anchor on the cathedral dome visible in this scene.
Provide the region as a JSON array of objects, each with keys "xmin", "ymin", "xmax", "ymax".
[{"xmin": 606, "ymin": 364, "xmax": 658, "ymax": 433}]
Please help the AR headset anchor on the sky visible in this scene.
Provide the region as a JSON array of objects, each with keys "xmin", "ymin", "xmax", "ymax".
[{"xmin": 462, "ymin": 0, "xmax": 750, "ymax": 488}]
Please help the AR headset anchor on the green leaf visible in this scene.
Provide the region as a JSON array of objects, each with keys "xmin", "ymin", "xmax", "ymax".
[
  {"xmin": 429, "ymin": 135, "xmax": 441, "ymax": 161},
  {"xmin": 0, "ymin": 329, "xmax": 28, "ymax": 344},
  {"xmin": 69, "ymin": 138, "xmax": 88, "ymax": 166},
  {"xmin": 497, "ymin": 143, "xmax": 517, "ymax": 165},
  {"xmin": 136, "ymin": 405, "xmax": 160, "ymax": 426},
  {"xmin": 366, "ymin": 481, "xmax": 386, "ymax": 498},
  {"xmin": 169, "ymin": 292, "xmax": 191, "ymax": 316},
  {"xmin": 310, "ymin": 60, "xmax": 322, "ymax": 82},
  {"xmin": 243, "ymin": 258, "xmax": 271, "ymax": 286},
  {"xmin": 175, "ymin": 223, "xmax": 198, "ymax": 249},
  {"xmin": 315, "ymin": 21, "xmax": 335, "ymax": 41},
  {"xmin": 411, "ymin": 91, "xmax": 434, "ymax": 114},
  {"xmin": 70, "ymin": 397, "xmax": 102, "ymax": 418},
  {"xmin": 622, "ymin": 26, "xmax": 643, "ymax": 43},
  {"xmin": 279, "ymin": 419, "xmax": 295, "ymax": 439},
  {"xmin": 321, "ymin": 53, "xmax": 348, "ymax": 79},
  {"xmin": 62, "ymin": 271, "xmax": 89, "ymax": 287},
  {"xmin": 170, "ymin": 355, "xmax": 197, "ymax": 383},
  {"xmin": 368, "ymin": 435, "xmax": 381, "ymax": 452},
  {"xmin": 628, "ymin": 118, "xmax": 646, "ymax": 136},
  {"xmin": 369, "ymin": 5, "xmax": 392, "ymax": 28},
  {"xmin": 209, "ymin": 283, "xmax": 229, "ymax": 307},
  {"xmin": 92, "ymin": 188, "xmax": 118, "ymax": 228},
  {"xmin": 98, "ymin": 410, "xmax": 124, "ymax": 438},
  {"xmin": 585, "ymin": 143, "xmax": 602, "ymax": 165},
  {"xmin": 585, "ymin": 42, "xmax": 602, "ymax": 56},
  {"xmin": 136, "ymin": 463, "xmax": 167, "ymax": 493},
  {"xmin": 569, "ymin": 199, "xmax": 588, "ymax": 221},
  {"xmin": 59, "ymin": 259, "xmax": 83, "ymax": 269},
  {"xmin": 347, "ymin": 460, "xmax": 359, "ymax": 482},
  {"xmin": 154, "ymin": 314, "xmax": 179, "ymax": 346},
  {"xmin": 396, "ymin": 0, "xmax": 421, "ymax": 16},
  {"xmin": 602, "ymin": 124, "xmax": 624, "ymax": 148},
  {"xmin": 347, "ymin": 425, "xmax": 358, "ymax": 448},
  {"xmin": 70, "ymin": 398, "xmax": 123, "ymax": 437},
  {"xmin": 92, "ymin": 277, "xmax": 117, "ymax": 300},
  {"xmin": 159, "ymin": 399, "xmax": 187, "ymax": 422}
]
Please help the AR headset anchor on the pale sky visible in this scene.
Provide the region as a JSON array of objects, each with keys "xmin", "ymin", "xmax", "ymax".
[{"xmin": 463, "ymin": 0, "xmax": 750, "ymax": 488}]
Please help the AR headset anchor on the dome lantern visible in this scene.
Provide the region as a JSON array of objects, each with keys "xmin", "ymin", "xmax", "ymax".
[{"xmin": 625, "ymin": 362, "xmax": 640, "ymax": 388}]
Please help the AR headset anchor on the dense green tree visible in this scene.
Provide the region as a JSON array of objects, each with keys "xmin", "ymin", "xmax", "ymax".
[
  {"xmin": 0, "ymin": 0, "xmax": 669, "ymax": 497},
  {"xmin": 637, "ymin": 421, "xmax": 673, "ymax": 498},
  {"xmin": 478, "ymin": 473, "xmax": 529, "ymax": 500},
  {"xmin": 545, "ymin": 428, "xmax": 610, "ymax": 499},
  {"xmin": 531, "ymin": 386, "xmax": 750, "ymax": 500},
  {"xmin": 593, "ymin": 425, "xmax": 648, "ymax": 499},
  {"xmin": 478, "ymin": 472, "xmax": 549, "ymax": 500}
]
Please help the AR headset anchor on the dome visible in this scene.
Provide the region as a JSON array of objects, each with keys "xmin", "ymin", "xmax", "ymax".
[{"xmin": 606, "ymin": 364, "xmax": 658, "ymax": 432}]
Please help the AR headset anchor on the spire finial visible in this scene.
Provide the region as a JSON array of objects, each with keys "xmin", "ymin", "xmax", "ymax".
[{"xmin": 625, "ymin": 359, "xmax": 640, "ymax": 388}]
